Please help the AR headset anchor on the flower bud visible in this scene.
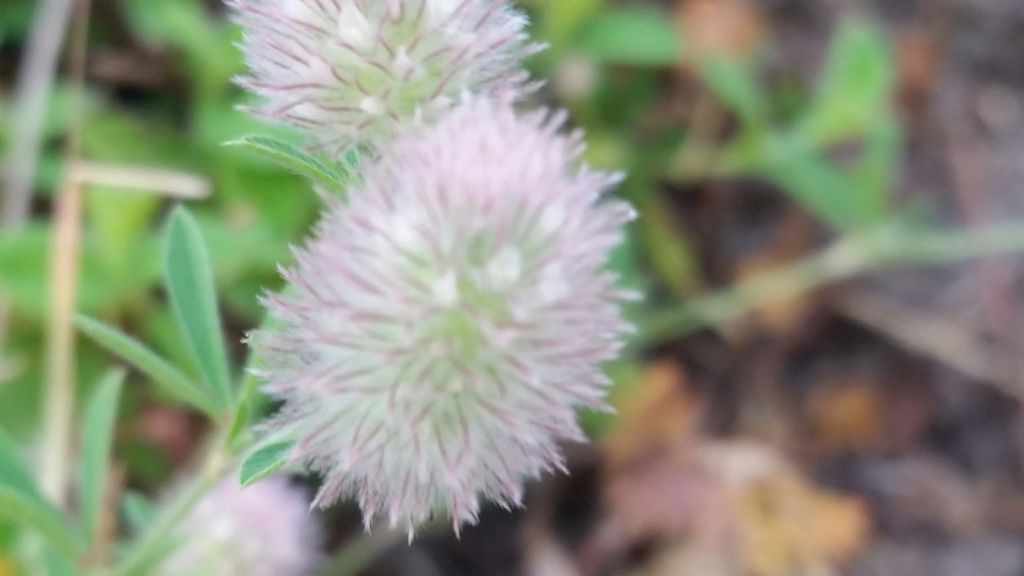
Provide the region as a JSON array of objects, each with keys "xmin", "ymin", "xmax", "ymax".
[{"xmin": 157, "ymin": 477, "xmax": 322, "ymax": 576}]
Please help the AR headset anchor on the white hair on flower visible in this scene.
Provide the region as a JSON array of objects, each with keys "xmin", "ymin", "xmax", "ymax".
[
  {"xmin": 251, "ymin": 100, "xmax": 637, "ymax": 536},
  {"xmin": 229, "ymin": 0, "xmax": 544, "ymax": 155}
]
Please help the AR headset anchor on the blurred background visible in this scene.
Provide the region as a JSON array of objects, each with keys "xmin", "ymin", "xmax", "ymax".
[{"xmin": 3, "ymin": 0, "xmax": 1024, "ymax": 574}]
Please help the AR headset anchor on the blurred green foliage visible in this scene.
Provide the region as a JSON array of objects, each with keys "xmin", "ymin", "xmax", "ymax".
[
  {"xmin": 0, "ymin": 0, "xmax": 906, "ymax": 464},
  {"xmin": 704, "ymin": 21, "xmax": 899, "ymax": 230},
  {"xmin": 8, "ymin": 0, "xmax": 1021, "ymax": 568}
]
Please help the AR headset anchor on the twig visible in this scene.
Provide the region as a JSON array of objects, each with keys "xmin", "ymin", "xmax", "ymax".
[
  {"xmin": 39, "ymin": 167, "xmax": 84, "ymax": 504},
  {"xmin": 39, "ymin": 0, "xmax": 91, "ymax": 507},
  {"xmin": 634, "ymin": 228, "xmax": 873, "ymax": 347},
  {"xmin": 74, "ymin": 162, "xmax": 211, "ymax": 199},
  {"xmin": 633, "ymin": 221, "xmax": 1024, "ymax": 349}
]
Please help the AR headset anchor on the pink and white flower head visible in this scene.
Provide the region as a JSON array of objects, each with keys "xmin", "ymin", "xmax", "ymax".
[
  {"xmin": 252, "ymin": 100, "xmax": 636, "ymax": 535},
  {"xmin": 157, "ymin": 476, "xmax": 321, "ymax": 576},
  {"xmin": 229, "ymin": 0, "xmax": 543, "ymax": 154}
]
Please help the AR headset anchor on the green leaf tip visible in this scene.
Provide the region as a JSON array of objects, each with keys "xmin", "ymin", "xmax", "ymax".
[
  {"xmin": 163, "ymin": 207, "xmax": 234, "ymax": 411},
  {"xmin": 239, "ymin": 440, "xmax": 294, "ymax": 487}
]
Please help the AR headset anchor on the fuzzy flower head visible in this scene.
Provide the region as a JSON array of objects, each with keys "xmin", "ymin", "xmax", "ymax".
[
  {"xmin": 157, "ymin": 477, "xmax": 321, "ymax": 576},
  {"xmin": 230, "ymin": 0, "xmax": 543, "ymax": 154},
  {"xmin": 254, "ymin": 101, "xmax": 636, "ymax": 534}
]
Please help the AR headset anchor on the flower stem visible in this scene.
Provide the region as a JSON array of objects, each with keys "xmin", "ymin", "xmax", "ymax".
[
  {"xmin": 111, "ymin": 438, "xmax": 232, "ymax": 576},
  {"xmin": 634, "ymin": 220, "xmax": 1024, "ymax": 347},
  {"xmin": 316, "ymin": 530, "xmax": 404, "ymax": 576}
]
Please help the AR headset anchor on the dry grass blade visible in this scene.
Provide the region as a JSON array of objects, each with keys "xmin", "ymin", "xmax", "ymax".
[
  {"xmin": 74, "ymin": 163, "xmax": 211, "ymax": 199},
  {"xmin": 39, "ymin": 0, "xmax": 92, "ymax": 506}
]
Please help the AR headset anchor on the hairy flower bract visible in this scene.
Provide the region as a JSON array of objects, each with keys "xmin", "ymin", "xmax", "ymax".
[
  {"xmin": 253, "ymin": 101, "xmax": 635, "ymax": 534},
  {"xmin": 230, "ymin": 0, "xmax": 542, "ymax": 154}
]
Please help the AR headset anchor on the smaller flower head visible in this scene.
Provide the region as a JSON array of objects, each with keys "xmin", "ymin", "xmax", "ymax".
[
  {"xmin": 156, "ymin": 477, "xmax": 321, "ymax": 576},
  {"xmin": 230, "ymin": 0, "xmax": 543, "ymax": 154},
  {"xmin": 253, "ymin": 100, "xmax": 637, "ymax": 535}
]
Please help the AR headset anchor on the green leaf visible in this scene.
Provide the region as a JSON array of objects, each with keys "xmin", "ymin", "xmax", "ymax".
[
  {"xmin": 0, "ymin": 490, "xmax": 82, "ymax": 558},
  {"xmin": 120, "ymin": 491, "xmax": 157, "ymax": 535},
  {"xmin": 239, "ymin": 441, "xmax": 293, "ymax": 487},
  {"xmin": 0, "ymin": 429, "xmax": 83, "ymax": 557},
  {"xmin": 0, "ymin": 225, "xmax": 161, "ymax": 321},
  {"xmin": 76, "ymin": 315, "xmax": 218, "ymax": 416},
  {"xmin": 86, "ymin": 187, "xmax": 161, "ymax": 271},
  {"xmin": 225, "ymin": 135, "xmax": 359, "ymax": 193},
  {"xmin": 760, "ymin": 144, "xmax": 861, "ymax": 231},
  {"xmin": 850, "ymin": 117, "xmax": 900, "ymax": 224},
  {"xmin": 699, "ymin": 57, "xmax": 766, "ymax": 125},
  {"xmin": 44, "ymin": 545, "xmax": 84, "ymax": 576},
  {"xmin": 577, "ymin": 7, "xmax": 682, "ymax": 67},
  {"xmin": 540, "ymin": 0, "xmax": 603, "ymax": 49},
  {"xmin": 0, "ymin": 429, "xmax": 42, "ymax": 498},
  {"xmin": 197, "ymin": 216, "xmax": 290, "ymax": 281},
  {"xmin": 798, "ymin": 20, "xmax": 893, "ymax": 147},
  {"xmin": 120, "ymin": 0, "xmax": 239, "ymax": 92},
  {"xmin": 640, "ymin": 194, "xmax": 699, "ymax": 296},
  {"xmin": 83, "ymin": 109, "xmax": 202, "ymax": 169},
  {"xmin": 79, "ymin": 370, "xmax": 125, "ymax": 542},
  {"xmin": 164, "ymin": 207, "xmax": 234, "ymax": 411},
  {"xmin": 0, "ymin": 0, "xmax": 34, "ymax": 43}
]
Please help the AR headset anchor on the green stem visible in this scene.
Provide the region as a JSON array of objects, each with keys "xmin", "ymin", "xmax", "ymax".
[
  {"xmin": 316, "ymin": 530, "xmax": 404, "ymax": 576},
  {"xmin": 111, "ymin": 440, "xmax": 232, "ymax": 576},
  {"xmin": 635, "ymin": 221, "xmax": 1024, "ymax": 347},
  {"xmin": 317, "ymin": 518, "xmax": 447, "ymax": 576}
]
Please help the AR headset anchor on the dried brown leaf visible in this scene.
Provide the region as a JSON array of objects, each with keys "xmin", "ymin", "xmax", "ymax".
[
  {"xmin": 603, "ymin": 360, "xmax": 702, "ymax": 472},
  {"xmin": 807, "ymin": 379, "xmax": 886, "ymax": 454}
]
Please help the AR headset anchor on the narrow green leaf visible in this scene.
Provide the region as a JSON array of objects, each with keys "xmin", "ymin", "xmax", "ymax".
[
  {"xmin": 225, "ymin": 135, "xmax": 359, "ymax": 192},
  {"xmin": 76, "ymin": 315, "xmax": 218, "ymax": 416},
  {"xmin": 761, "ymin": 143, "xmax": 861, "ymax": 231},
  {"xmin": 640, "ymin": 194, "xmax": 699, "ymax": 296},
  {"xmin": 0, "ymin": 224, "xmax": 160, "ymax": 321},
  {"xmin": 577, "ymin": 7, "xmax": 682, "ymax": 67},
  {"xmin": 699, "ymin": 57, "xmax": 766, "ymax": 125},
  {"xmin": 121, "ymin": 0, "xmax": 237, "ymax": 90},
  {"xmin": 227, "ymin": 305, "xmax": 285, "ymax": 452},
  {"xmin": 0, "ymin": 428, "xmax": 42, "ymax": 497},
  {"xmin": 44, "ymin": 544, "xmax": 84, "ymax": 576},
  {"xmin": 0, "ymin": 490, "xmax": 83, "ymax": 558},
  {"xmin": 164, "ymin": 207, "xmax": 233, "ymax": 411},
  {"xmin": 850, "ymin": 117, "xmax": 900, "ymax": 225},
  {"xmin": 79, "ymin": 370, "xmax": 125, "ymax": 542},
  {"xmin": 798, "ymin": 20, "xmax": 893, "ymax": 146},
  {"xmin": 239, "ymin": 441, "xmax": 293, "ymax": 487},
  {"xmin": 121, "ymin": 491, "xmax": 157, "ymax": 535},
  {"xmin": 0, "ymin": 430, "xmax": 83, "ymax": 557}
]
